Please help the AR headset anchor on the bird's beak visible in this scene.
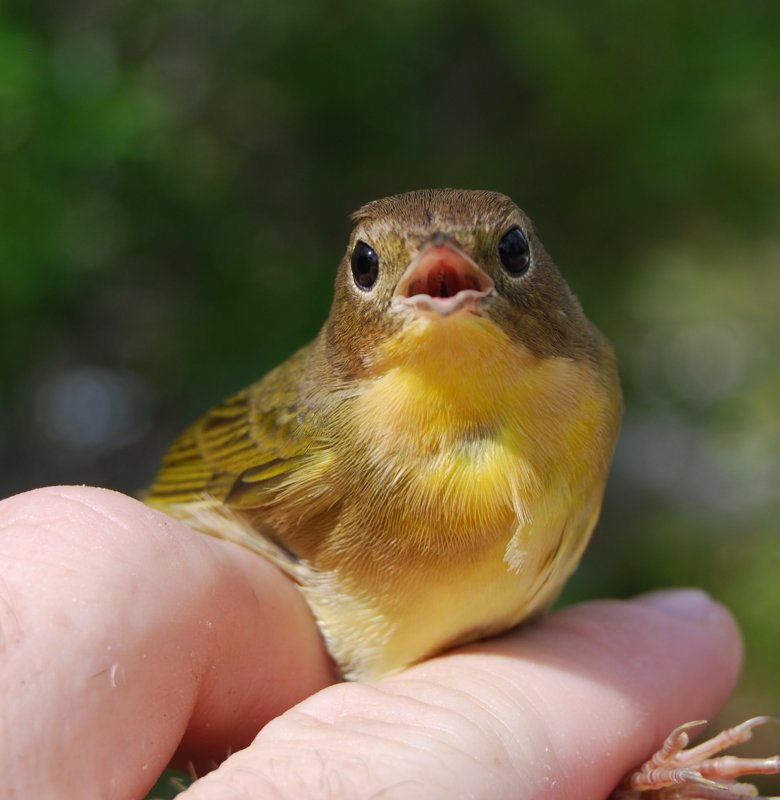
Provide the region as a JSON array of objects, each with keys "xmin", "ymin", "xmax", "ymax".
[{"xmin": 393, "ymin": 241, "xmax": 494, "ymax": 317}]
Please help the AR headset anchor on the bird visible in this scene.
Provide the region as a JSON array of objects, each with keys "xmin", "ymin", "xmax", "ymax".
[
  {"xmin": 146, "ymin": 189, "xmax": 779, "ymax": 798},
  {"xmin": 145, "ymin": 188, "xmax": 622, "ymax": 682}
]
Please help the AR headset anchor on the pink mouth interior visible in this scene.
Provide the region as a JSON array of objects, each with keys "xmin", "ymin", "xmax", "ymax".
[
  {"xmin": 399, "ymin": 246, "xmax": 492, "ymax": 300},
  {"xmin": 407, "ymin": 261, "xmax": 483, "ymax": 298}
]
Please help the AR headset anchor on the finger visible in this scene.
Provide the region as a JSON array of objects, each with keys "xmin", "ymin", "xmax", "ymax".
[
  {"xmin": 0, "ymin": 486, "xmax": 334, "ymax": 800},
  {"xmin": 180, "ymin": 590, "xmax": 741, "ymax": 800}
]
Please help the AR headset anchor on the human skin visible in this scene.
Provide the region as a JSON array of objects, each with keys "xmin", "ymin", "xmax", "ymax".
[{"xmin": 0, "ymin": 486, "xmax": 742, "ymax": 800}]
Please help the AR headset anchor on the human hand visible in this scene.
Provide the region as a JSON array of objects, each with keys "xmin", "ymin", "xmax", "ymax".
[{"xmin": 0, "ymin": 486, "xmax": 741, "ymax": 799}]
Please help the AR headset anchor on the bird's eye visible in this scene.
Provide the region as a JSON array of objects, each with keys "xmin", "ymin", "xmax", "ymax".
[
  {"xmin": 498, "ymin": 226, "xmax": 530, "ymax": 275},
  {"xmin": 351, "ymin": 240, "xmax": 379, "ymax": 290}
]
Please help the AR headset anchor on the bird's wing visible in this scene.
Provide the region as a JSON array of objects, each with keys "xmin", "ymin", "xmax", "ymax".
[{"xmin": 144, "ymin": 346, "xmax": 341, "ymax": 573}]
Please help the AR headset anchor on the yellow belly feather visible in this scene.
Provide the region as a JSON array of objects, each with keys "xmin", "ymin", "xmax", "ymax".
[{"xmin": 301, "ymin": 314, "xmax": 619, "ymax": 679}]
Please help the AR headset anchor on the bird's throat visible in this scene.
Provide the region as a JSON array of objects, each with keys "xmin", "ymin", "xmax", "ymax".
[
  {"xmin": 355, "ymin": 312, "xmax": 613, "ymax": 475},
  {"xmin": 368, "ymin": 314, "xmax": 529, "ymax": 423}
]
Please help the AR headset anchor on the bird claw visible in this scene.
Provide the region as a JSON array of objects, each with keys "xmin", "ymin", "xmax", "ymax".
[{"xmin": 613, "ymin": 717, "xmax": 780, "ymax": 799}]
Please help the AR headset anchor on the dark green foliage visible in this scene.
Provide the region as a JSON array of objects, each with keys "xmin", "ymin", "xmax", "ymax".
[{"xmin": 144, "ymin": 769, "xmax": 194, "ymax": 799}]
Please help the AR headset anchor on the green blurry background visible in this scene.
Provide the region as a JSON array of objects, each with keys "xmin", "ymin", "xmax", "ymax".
[{"xmin": 2, "ymin": 0, "xmax": 779, "ymax": 778}]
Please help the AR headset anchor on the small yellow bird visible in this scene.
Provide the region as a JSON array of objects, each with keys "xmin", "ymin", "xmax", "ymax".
[
  {"xmin": 146, "ymin": 189, "xmax": 780, "ymax": 797},
  {"xmin": 146, "ymin": 188, "xmax": 622, "ymax": 681}
]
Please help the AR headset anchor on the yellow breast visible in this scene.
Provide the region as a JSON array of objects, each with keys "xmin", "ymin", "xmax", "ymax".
[{"xmin": 302, "ymin": 313, "xmax": 620, "ymax": 680}]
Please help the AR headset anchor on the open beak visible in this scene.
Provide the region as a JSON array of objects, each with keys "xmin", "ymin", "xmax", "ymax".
[{"xmin": 394, "ymin": 241, "xmax": 494, "ymax": 317}]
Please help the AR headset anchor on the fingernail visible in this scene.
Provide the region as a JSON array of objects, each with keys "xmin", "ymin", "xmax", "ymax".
[{"xmin": 635, "ymin": 588, "xmax": 722, "ymax": 623}]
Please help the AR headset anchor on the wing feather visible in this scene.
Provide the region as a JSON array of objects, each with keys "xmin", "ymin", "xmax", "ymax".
[{"xmin": 145, "ymin": 345, "xmax": 340, "ymax": 564}]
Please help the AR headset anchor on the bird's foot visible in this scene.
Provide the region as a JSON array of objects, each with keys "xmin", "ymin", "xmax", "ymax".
[{"xmin": 613, "ymin": 717, "xmax": 780, "ymax": 799}]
